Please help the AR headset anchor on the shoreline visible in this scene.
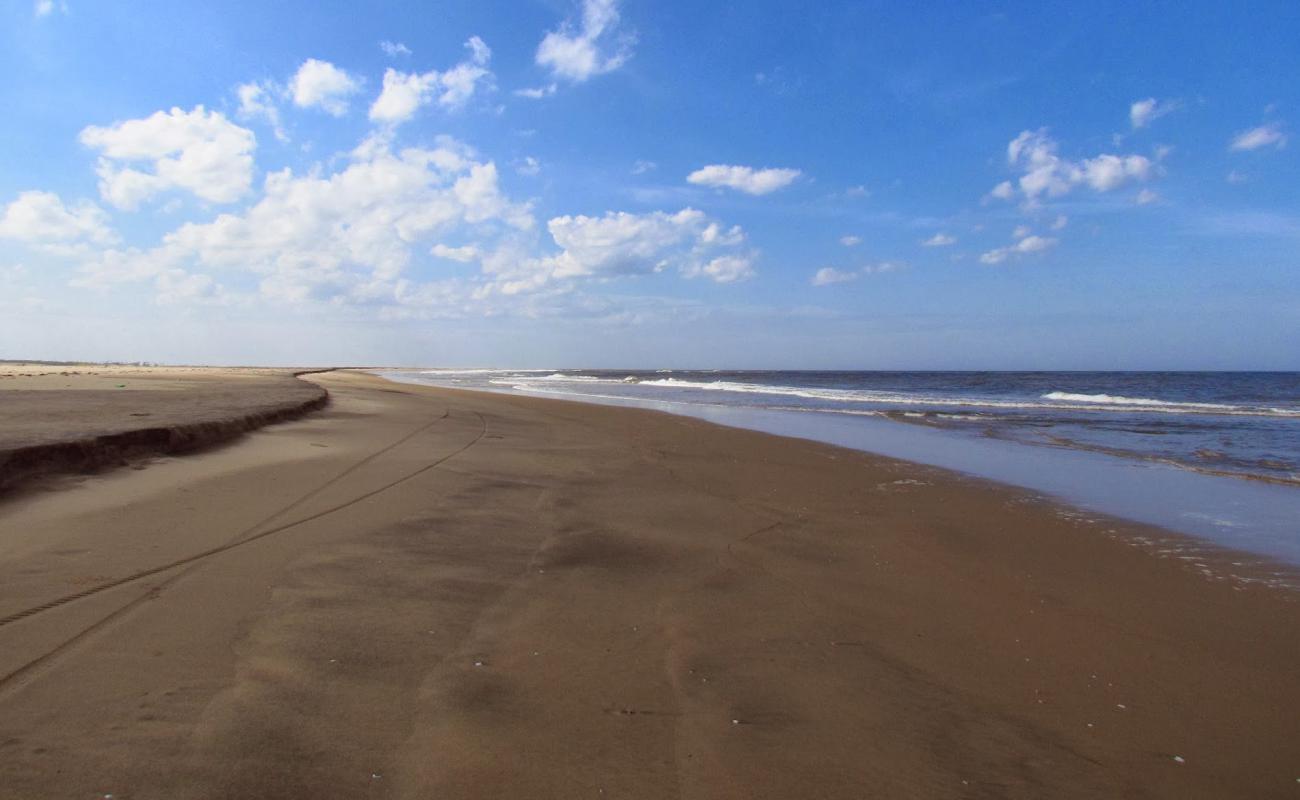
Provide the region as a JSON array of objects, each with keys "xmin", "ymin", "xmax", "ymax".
[
  {"xmin": 382, "ymin": 369, "xmax": 1300, "ymax": 570},
  {"xmin": 382, "ymin": 374, "xmax": 1300, "ymax": 592},
  {"xmin": 0, "ymin": 370, "xmax": 1296, "ymax": 797}
]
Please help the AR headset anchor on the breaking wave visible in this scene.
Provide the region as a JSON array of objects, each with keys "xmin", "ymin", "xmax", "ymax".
[{"xmin": 495, "ymin": 374, "xmax": 1300, "ymax": 418}]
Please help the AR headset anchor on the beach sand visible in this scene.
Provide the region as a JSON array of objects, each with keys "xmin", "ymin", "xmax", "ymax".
[
  {"xmin": 0, "ymin": 363, "xmax": 327, "ymax": 493},
  {"xmin": 0, "ymin": 369, "xmax": 1295, "ymax": 798}
]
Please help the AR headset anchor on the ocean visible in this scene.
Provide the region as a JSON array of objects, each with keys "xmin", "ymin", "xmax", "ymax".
[{"xmin": 384, "ymin": 369, "xmax": 1300, "ymax": 570}]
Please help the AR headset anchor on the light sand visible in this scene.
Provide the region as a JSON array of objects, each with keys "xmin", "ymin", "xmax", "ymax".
[{"xmin": 0, "ymin": 370, "xmax": 1295, "ymax": 798}]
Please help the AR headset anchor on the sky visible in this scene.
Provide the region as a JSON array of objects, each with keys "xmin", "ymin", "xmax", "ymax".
[{"xmin": 1, "ymin": 0, "xmax": 1297, "ymax": 369}]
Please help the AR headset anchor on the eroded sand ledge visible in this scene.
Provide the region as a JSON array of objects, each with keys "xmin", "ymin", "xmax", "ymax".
[
  {"xmin": 0, "ymin": 364, "xmax": 329, "ymax": 492},
  {"xmin": 0, "ymin": 370, "xmax": 1295, "ymax": 798}
]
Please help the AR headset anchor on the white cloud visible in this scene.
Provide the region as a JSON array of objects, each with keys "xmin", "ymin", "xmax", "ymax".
[
  {"xmin": 290, "ymin": 59, "xmax": 361, "ymax": 116},
  {"xmin": 516, "ymin": 156, "xmax": 541, "ymax": 176},
  {"xmin": 79, "ymin": 106, "xmax": 255, "ymax": 209},
  {"xmin": 76, "ymin": 135, "xmax": 533, "ymax": 307},
  {"xmin": 1081, "ymin": 153, "xmax": 1154, "ymax": 191},
  {"xmin": 696, "ymin": 255, "xmax": 755, "ymax": 284},
  {"xmin": 1050, "ymin": 215, "xmax": 1068, "ymax": 230},
  {"xmin": 980, "ymin": 234, "xmax": 1057, "ymax": 265},
  {"xmin": 546, "ymin": 209, "xmax": 739, "ymax": 278},
  {"xmin": 1136, "ymin": 188, "xmax": 1159, "ymax": 205},
  {"xmin": 479, "ymin": 207, "xmax": 752, "ymax": 295},
  {"xmin": 991, "ymin": 128, "xmax": 1153, "ymax": 204},
  {"xmin": 514, "ymin": 84, "xmax": 557, "ymax": 99},
  {"xmin": 370, "ymin": 71, "xmax": 434, "ymax": 124},
  {"xmin": 0, "ymin": 191, "xmax": 115, "ymax": 245},
  {"xmin": 1015, "ymin": 235, "xmax": 1055, "ymax": 253},
  {"xmin": 845, "ymin": 184, "xmax": 870, "ymax": 198},
  {"xmin": 34, "ymin": 0, "xmax": 65, "ymax": 17},
  {"xmin": 862, "ymin": 261, "xmax": 903, "ymax": 275},
  {"xmin": 687, "ymin": 164, "xmax": 801, "ymax": 195},
  {"xmin": 536, "ymin": 0, "xmax": 633, "ymax": 83},
  {"xmin": 236, "ymin": 81, "xmax": 287, "ymax": 143},
  {"xmin": 631, "ymin": 160, "xmax": 657, "ymax": 175},
  {"xmin": 154, "ymin": 269, "xmax": 224, "ymax": 305},
  {"xmin": 369, "ymin": 37, "xmax": 493, "ymax": 124},
  {"xmin": 839, "ymin": 235, "xmax": 862, "ymax": 246},
  {"xmin": 431, "ymin": 243, "xmax": 480, "ymax": 262},
  {"xmin": 1226, "ymin": 170, "xmax": 1248, "ymax": 184},
  {"xmin": 921, "ymin": 232, "xmax": 956, "ymax": 247},
  {"xmin": 812, "ymin": 267, "xmax": 856, "ymax": 286},
  {"xmin": 1012, "ymin": 225, "xmax": 1031, "ymax": 239},
  {"xmin": 1229, "ymin": 123, "xmax": 1287, "ymax": 152},
  {"xmin": 69, "ymin": 246, "xmax": 224, "ymax": 312},
  {"xmin": 812, "ymin": 261, "xmax": 902, "ymax": 285},
  {"xmin": 985, "ymin": 181, "xmax": 1015, "ymax": 202},
  {"xmin": 1130, "ymin": 97, "xmax": 1180, "ymax": 129},
  {"xmin": 380, "ymin": 41, "xmax": 412, "ymax": 57}
]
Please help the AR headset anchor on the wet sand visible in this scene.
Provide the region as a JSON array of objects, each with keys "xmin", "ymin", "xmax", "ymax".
[{"xmin": 0, "ymin": 369, "xmax": 1295, "ymax": 798}]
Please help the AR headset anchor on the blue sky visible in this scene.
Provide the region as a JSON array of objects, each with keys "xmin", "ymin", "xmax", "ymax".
[{"xmin": 1, "ymin": 0, "xmax": 1297, "ymax": 368}]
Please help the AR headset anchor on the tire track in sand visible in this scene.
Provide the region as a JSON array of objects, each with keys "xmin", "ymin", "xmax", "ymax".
[
  {"xmin": 0, "ymin": 410, "xmax": 488, "ymax": 692},
  {"xmin": 0, "ymin": 408, "xmax": 450, "ymax": 629}
]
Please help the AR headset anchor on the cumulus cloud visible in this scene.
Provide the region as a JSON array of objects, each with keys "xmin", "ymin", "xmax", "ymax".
[
  {"xmin": 1130, "ymin": 97, "xmax": 1180, "ymax": 129},
  {"xmin": 546, "ymin": 209, "xmax": 740, "ymax": 279},
  {"xmin": 380, "ymin": 41, "xmax": 412, "ymax": 57},
  {"xmin": 479, "ymin": 208, "xmax": 752, "ymax": 295},
  {"xmin": 693, "ymin": 255, "xmax": 755, "ymax": 284},
  {"xmin": 153, "ymin": 269, "xmax": 224, "ymax": 305},
  {"xmin": 69, "ymin": 245, "xmax": 225, "ymax": 309},
  {"xmin": 1136, "ymin": 188, "xmax": 1159, "ymax": 205},
  {"xmin": 0, "ymin": 191, "xmax": 115, "ymax": 245},
  {"xmin": 1229, "ymin": 122, "xmax": 1287, "ymax": 152},
  {"xmin": 54, "ymin": 94, "xmax": 756, "ymax": 315},
  {"xmin": 812, "ymin": 267, "xmax": 856, "ymax": 286},
  {"xmin": 236, "ymin": 81, "xmax": 287, "ymax": 143},
  {"xmin": 536, "ymin": 0, "xmax": 633, "ymax": 83},
  {"xmin": 77, "ymin": 134, "xmax": 533, "ymax": 307},
  {"xmin": 839, "ymin": 235, "xmax": 861, "ymax": 246},
  {"xmin": 290, "ymin": 59, "xmax": 361, "ymax": 116},
  {"xmin": 989, "ymin": 128, "xmax": 1153, "ymax": 205},
  {"xmin": 979, "ymin": 233, "xmax": 1057, "ymax": 265},
  {"xmin": 687, "ymin": 164, "xmax": 801, "ymax": 195},
  {"xmin": 369, "ymin": 36, "xmax": 493, "ymax": 124},
  {"xmin": 431, "ymin": 243, "xmax": 480, "ymax": 262},
  {"xmin": 79, "ymin": 106, "xmax": 255, "ymax": 209},
  {"xmin": 986, "ymin": 180, "xmax": 1015, "ymax": 202},
  {"xmin": 921, "ymin": 232, "xmax": 956, "ymax": 247}
]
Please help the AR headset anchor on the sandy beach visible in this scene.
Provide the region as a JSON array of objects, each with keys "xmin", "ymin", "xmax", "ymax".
[{"xmin": 0, "ymin": 369, "xmax": 1296, "ymax": 799}]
